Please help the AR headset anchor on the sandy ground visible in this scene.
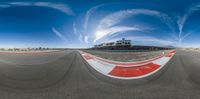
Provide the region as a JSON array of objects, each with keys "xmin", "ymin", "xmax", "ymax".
[{"xmin": 83, "ymin": 50, "xmax": 173, "ymax": 62}]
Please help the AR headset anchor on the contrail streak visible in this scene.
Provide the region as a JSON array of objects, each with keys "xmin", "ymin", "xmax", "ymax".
[
  {"xmin": 84, "ymin": 3, "xmax": 178, "ymax": 45},
  {"xmin": 94, "ymin": 26, "xmax": 140, "ymax": 43},
  {"xmin": 177, "ymin": 3, "xmax": 200, "ymax": 44},
  {"xmin": 98, "ymin": 9, "xmax": 176, "ymax": 32},
  {"xmin": 52, "ymin": 27, "xmax": 68, "ymax": 42},
  {"xmin": 93, "ymin": 9, "xmax": 176, "ymax": 43},
  {"xmin": 84, "ymin": 3, "xmax": 109, "ymax": 30},
  {"xmin": 5, "ymin": 2, "xmax": 75, "ymax": 15},
  {"xmin": 0, "ymin": 2, "xmax": 75, "ymax": 44}
]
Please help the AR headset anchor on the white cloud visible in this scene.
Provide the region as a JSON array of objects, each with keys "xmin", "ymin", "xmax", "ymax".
[
  {"xmin": 52, "ymin": 27, "xmax": 68, "ymax": 42},
  {"xmin": 91, "ymin": 9, "xmax": 176, "ymax": 44},
  {"xmin": 8, "ymin": 2, "xmax": 31, "ymax": 6},
  {"xmin": 3, "ymin": 2, "xmax": 74, "ymax": 16},
  {"xmin": 78, "ymin": 34, "xmax": 84, "ymax": 43},
  {"xmin": 33, "ymin": 2, "xmax": 74, "ymax": 15},
  {"xmin": 0, "ymin": 4, "xmax": 11, "ymax": 8},
  {"xmin": 84, "ymin": 3, "xmax": 109, "ymax": 30},
  {"xmin": 94, "ymin": 26, "xmax": 140, "ymax": 43},
  {"xmin": 97, "ymin": 9, "xmax": 175, "ymax": 32},
  {"xmin": 84, "ymin": 36, "xmax": 89, "ymax": 44},
  {"xmin": 0, "ymin": 2, "xmax": 75, "ymax": 45},
  {"xmin": 177, "ymin": 4, "xmax": 200, "ymax": 40},
  {"xmin": 83, "ymin": 4, "xmax": 179, "ymax": 46},
  {"xmin": 73, "ymin": 23, "xmax": 78, "ymax": 35}
]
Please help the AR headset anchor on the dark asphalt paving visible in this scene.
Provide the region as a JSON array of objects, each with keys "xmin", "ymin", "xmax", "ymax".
[
  {"xmin": 0, "ymin": 50, "xmax": 199, "ymax": 99},
  {"xmin": 0, "ymin": 50, "xmax": 72, "ymax": 65}
]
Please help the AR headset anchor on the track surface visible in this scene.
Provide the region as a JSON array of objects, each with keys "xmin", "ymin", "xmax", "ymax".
[{"xmin": 0, "ymin": 50, "xmax": 199, "ymax": 99}]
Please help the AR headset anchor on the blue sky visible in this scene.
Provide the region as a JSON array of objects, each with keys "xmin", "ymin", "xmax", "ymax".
[{"xmin": 0, "ymin": 0, "xmax": 199, "ymax": 48}]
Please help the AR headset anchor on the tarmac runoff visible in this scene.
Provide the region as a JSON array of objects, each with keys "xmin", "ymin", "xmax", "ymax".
[
  {"xmin": 0, "ymin": 50, "xmax": 76, "ymax": 89},
  {"xmin": 0, "ymin": 50, "xmax": 70, "ymax": 65},
  {"xmin": 0, "ymin": 50, "xmax": 61, "ymax": 54},
  {"xmin": 80, "ymin": 50, "xmax": 176, "ymax": 80}
]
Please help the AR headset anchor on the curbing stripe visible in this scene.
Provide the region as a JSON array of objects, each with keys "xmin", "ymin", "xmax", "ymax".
[
  {"xmin": 83, "ymin": 55, "xmax": 95, "ymax": 60},
  {"xmin": 109, "ymin": 63, "xmax": 160, "ymax": 77},
  {"xmin": 87, "ymin": 59, "xmax": 115, "ymax": 74},
  {"xmin": 152, "ymin": 57, "xmax": 170, "ymax": 66},
  {"xmin": 80, "ymin": 50, "xmax": 176, "ymax": 80},
  {"xmin": 90, "ymin": 53, "xmax": 163, "ymax": 66}
]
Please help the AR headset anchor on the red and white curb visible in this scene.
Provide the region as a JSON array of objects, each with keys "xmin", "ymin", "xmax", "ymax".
[{"xmin": 80, "ymin": 50, "xmax": 176, "ymax": 80}]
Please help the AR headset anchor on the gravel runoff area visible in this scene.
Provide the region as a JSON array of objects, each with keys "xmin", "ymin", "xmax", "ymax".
[{"xmin": 83, "ymin": 50, "xmax": 174, "ymax": 62}]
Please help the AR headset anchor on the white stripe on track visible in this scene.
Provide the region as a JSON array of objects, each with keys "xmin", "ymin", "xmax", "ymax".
[
  {"xmin": 87, "ymin": 60, "xmax": 115, "ymax": 74},
  {"xmin": 152, "ymin": 57, "xmax": 170, "ymax": 66}
]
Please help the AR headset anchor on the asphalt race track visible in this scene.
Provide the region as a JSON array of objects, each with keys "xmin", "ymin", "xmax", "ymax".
[{"xmin": 0, "ymin": 50, "xmax": 199, "ymax": 99}]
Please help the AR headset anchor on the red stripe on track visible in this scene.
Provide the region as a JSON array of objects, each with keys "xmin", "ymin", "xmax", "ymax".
[
  {"xmin": 139, "ymin": 66, "xmax": 155, "ymax": 74},
  {"xmin": 83, "ymin": 55, "xmax": 95, "ymax": 60},
  {"xmin": 109, "ymin": 63, "xmax": 160, "ymax": 77},
  {"xmin": 165, "ymin": 51, "xmax": 176, "ymax": 57},
  {"xmin": 148, "ymin": 63, "xmax": 160, "ymax": 70},
  {"xmin": 20, "ymin": 52, "xmax": 50, "ymax": 54},
  {"xmin": 165, "ymin": 53, "xmax": 173, "ymax": 57},
  {"xmin": 97, "ymin": 56, "xmax": 162, "ymax": 66},
  {"xmin": 170, "ymin": 50, "xmax": 176, "ymax": 54}
]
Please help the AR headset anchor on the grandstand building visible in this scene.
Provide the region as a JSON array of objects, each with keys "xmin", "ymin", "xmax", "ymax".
[
  {"xmin": 94, "ymin": 38, "xmax": 131, "ymax": 48},
  {"xmin": 93, "ymin": 38, "xmax": 173, "ymax": 51}
]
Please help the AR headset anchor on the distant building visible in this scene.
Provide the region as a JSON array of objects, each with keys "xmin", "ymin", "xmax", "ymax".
[
  {"xmin": 94, "ymin": 38, "xmax": 131, "ymax": 48},
  {"xmin": 92, "ymin": 38, "xmax": 174, "ymax": 51},
  {"xmin": 115, "ymin": 38, "xmax": 131, "ymax": 47}
]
